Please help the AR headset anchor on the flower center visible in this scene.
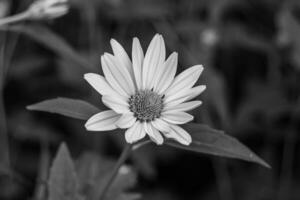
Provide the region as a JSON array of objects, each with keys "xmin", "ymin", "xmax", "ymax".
[{"xmin": 129, "ymin": 90, "xmax": 164, "ymax": 122}]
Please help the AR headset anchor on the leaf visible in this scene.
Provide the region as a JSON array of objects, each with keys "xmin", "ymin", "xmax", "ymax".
[
  {"xmin": 48, "ymin": 143, "xmax": 83, "ymax": 200},
  {"xmin": 0, "ymin": 24, "xmax": 92, "ymax": 69},
  {"xmin": 27, "ymin": 97, "xmax": 100, "ymax": 120},
  {"xmin": 166, "ymin": 123, "xmax": 270, "ymax": 168}
]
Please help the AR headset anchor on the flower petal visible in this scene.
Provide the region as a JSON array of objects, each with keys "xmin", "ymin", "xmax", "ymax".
[
  {"xmin": 162, "ymin": 111, "xmax": 194, "ymax": 124},
  {"xmin": 164, "ymin": 65, "xmax": 203, "ymax": 97},
  {"xmin": 125, "ymin": 121, "xmax": 146, "ymax": 143},
  {"xmin": 85, "ymin": 110, "xmax": 120, "ymax": 131},
  {"xmin": 151, "ymin": 35, "xmax": 166, "ymax": 89},
  {"xmin": 164, "ymin": 100, "xmax": 202, "ymax": 112},
  {"xmin": 110, "ymin": 39, "xmax": 133, "ymax": 78},
  {"xmin": 164, "ymin": 85, "xmax": 206, "ymax": 108},
  {"xmin": 144, "ymin": 122, "xmax": 164, "ymax": 145},
  {"xmin": 151, "ymin": 118, "xmax": 170, "ymax": 132},
  {"xmin": 142, "ymin": 34, "xmax": 164, "ymax": 89},
  {"xmin": 103, "ymin": 53, "xmax": 135, "ymax": 95},
  {"xmin": 101, "ymin": 55, "xmax": 129, "ymax": 97},
  {"xmin": 186, "ymin": 85, "xmax": 206, "ymax": 101},
  {"xmin": 84, "ymin": 73, "xmax": 123, "ymax": 98},
  {"xmin": 116, "ymin": 112, "xmax": 136, "ymax": 129},
  {"xmin": 164, "ymin": 125, "xmax": 192, "ymax": 145},
  {"xmin": 102, "ymin": 95, "xmax": 129, "ymax": 114},
  {"xmin": 155, "ymin": 52, "xmax": 178, "ymax": 94},
  {"xmin": 132, "ymin": 37, "xmax": 144, "ymax": 90}
]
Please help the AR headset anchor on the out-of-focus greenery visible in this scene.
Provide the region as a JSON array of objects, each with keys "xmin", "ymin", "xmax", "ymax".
[{"xmin": 0, "ymin": 0, "xmax": 300, "ymax": 199}]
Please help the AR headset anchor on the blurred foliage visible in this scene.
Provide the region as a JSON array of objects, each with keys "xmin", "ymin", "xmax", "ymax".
[{"xmin": 0, "ymin": 0, "xmax": 300, "ymax": 200}]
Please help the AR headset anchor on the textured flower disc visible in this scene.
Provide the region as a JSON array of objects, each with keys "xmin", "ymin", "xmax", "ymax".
[
  {"xmin": 84, "ymin": 34, "xmax": 206, "ymax": 145},
  {"xmin": 129, "ymin": 89, "xmax": 164, "ymax": 122}
]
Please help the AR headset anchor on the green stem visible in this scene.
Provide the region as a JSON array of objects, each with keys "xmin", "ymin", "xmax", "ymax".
[
  {"xmin": 99, "ymin": 143, "xmax": 132, "ymax": 200},
  {"xmin": 0, "ymin": 12, "xmax": 30, "ymax": 26}
]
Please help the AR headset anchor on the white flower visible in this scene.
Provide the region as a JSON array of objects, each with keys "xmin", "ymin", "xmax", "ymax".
[
  {"xmin": 27, "ymin": 0, "xmax": 69, "ymax": 20},
  {"xmin": 84, "ymin": 34, "xmax": 206, "ymax": 145}
]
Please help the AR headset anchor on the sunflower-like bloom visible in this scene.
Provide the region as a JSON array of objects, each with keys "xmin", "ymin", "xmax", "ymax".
[{"xmin": 84, "ymin": 34, "xmax": 206, "ymax": 145}]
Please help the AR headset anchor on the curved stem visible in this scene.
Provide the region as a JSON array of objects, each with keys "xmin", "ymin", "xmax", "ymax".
[
  {"xmin": 99, "ymin": 143, "xmax": 132, "ymax": 200},
  {"xmin": 0, "ymin": 12, "xmax": 30, "ymax": 26},
  {"xmin": 132, "ymin": 139, "xmax": 151, "ymax": 150}
]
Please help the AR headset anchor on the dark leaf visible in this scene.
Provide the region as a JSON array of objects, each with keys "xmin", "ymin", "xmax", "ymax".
[
  {"xmin": 27, "ymin": 97, "xmax": 100, "ymax": 120},
  {"xmin": 48, "ymin": 143, "xmax": 83, "ymax": 200},
  {"xmin": 166, "ymin": 123, "xmax": 270, "ymax": 168}
]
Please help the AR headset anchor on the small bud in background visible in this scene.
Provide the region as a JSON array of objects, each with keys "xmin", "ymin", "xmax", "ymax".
[
  {"xmin": 27, "ymin": 0, "xmax": 69, "ymax": 20},
  {"xmin": 276, "ymin": 9, "xmax": 292, "ymax": 47},
  {"xmin": 119, "ymin": 165, "xmax": 131, "ymax": 175},
  {"xmin": 200, "ymin": 28, "xmax": 219, "ymax": 47},
  {"xmin": 0, "ymin": 0, "xmax": 10, "ymax": 18}
]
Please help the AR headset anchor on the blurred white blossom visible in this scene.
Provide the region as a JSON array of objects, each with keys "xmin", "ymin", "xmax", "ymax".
[
  {"xmin": 200, "ymin": 28, "xmax": 219, "ymax": 47},
  {"xmin": 27, "ymin": 0, "xmax": 69, "ymax": 20}
]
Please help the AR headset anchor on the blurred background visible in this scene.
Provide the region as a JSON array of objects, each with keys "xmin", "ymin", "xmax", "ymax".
[{"xmin": 0, "ymin": 0, "xmax": 300, "ymax": 199}]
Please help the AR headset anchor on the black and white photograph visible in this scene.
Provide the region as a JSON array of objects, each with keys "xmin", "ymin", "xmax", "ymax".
[{"xmin": 0, "ymin": 0, "xmax": 299, "ymax": 199}]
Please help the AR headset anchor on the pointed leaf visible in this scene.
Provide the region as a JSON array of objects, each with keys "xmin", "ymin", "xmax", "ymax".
[
  {"xmin": 27, "ymin": 97, "xmax": 100, "ymax": 120},
  {"xmin": 48, "ymin": 143, "xmax": 83, "ymax": 200},
  {"xmin": 166, "ymin": 123, "xmax": 270, "ymax": 168}
]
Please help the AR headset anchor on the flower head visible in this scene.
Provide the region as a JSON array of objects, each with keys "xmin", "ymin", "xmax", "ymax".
[
  {"xmin": 84, "ymin": 34, "xmax": 206, "ymax": 145},
  {"xmin": 27, "ymin": 0, "xmax": 69, "ymax": 20}
]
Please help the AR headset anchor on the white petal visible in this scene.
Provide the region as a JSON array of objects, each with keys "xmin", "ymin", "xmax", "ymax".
[
  {"xmin": 125, "ymin": 121, "xmax": 146, "ymax": 143},
  {"xmin": 103, "ymin": 53, "xmax": 135, "ymax": 95},
  {"xmin": 155, "ymin": 52, "xmax": 178, "ymax": 94},
  {"xmin": 164, "ymin": 65, "xmax": 204, "ymax": 97},
  {"xmin": 162, "ymin": 111, "xmax": 194, "ymax": 124},
  {"xmin": 101, "ymin": 55, "xmax": 129, "ymax": 97},
  {"xmin": 85, "ymin": 110, "xmax": 120, "ymax": 131},
  {"xmin": 164, "ymin": 125, "xmax": 192, "ymax": 145},
  {"xmin": 151, "ymin": 35, "xmax": 166, "ymax": 89},
  {"xmin": 163, "ymin": 91, "xmax": 191, "ymax": 108},
  {"xmin": 84, "ymin": 73, "xmax": 124, "ymax": 98},
  {"xmin": 110, "ymin": 39, "xmax": 133, "ymax": 78},
  {"xmin": 164, "ymin": 101, "xmax": 202, "ymax": 112},
  {"xmin": 132, "ymin": 37, "xmax": 144, "ymax": 90},
  {"xmin": 164, "ymin": 85, "xmax": 206, "ymax": 108},
  {"xmin": 142, "ymin": 34, "xmax": 163, "ymax": 89},
  {"xmin": 186, "ymin": 85, "xmax": 206, "ymax": 101},
  {"xmin": 102, "ymin": 95, "xmax": 129, "ymax": 114},
  {"xmin": 151, "ymin": 118, "xmax": 170, "ymax": 132},
  {"xmin": 144, "ymin": 122, "xmax": 164, "ymax": 145},
  {"xmin": 116, "ymin": 112, "xmax": 136, "ymax": 129}
]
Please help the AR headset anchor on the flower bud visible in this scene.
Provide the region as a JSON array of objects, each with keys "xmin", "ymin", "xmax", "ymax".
[
  {"xmin": 27, "ymin": 0, "xmax": 69, "ymax": 20},
  {"xmin": 0, "ymin": 0, "xmax": 10, "ymax": 18}
]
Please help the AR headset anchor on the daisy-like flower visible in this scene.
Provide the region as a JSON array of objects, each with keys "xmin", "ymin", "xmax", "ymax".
[
  {"xmin": 84, "ymin": 34, "xmax": 206, "ymax": 145},
  {"xmin": 27, "ymin": 0, "xmax": 69, "ymax": 20}
]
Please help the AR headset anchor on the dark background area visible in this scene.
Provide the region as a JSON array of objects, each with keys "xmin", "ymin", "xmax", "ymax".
[{"xmin": 0, "ymin": 0, "xmax": 300, "ymax": 199}]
